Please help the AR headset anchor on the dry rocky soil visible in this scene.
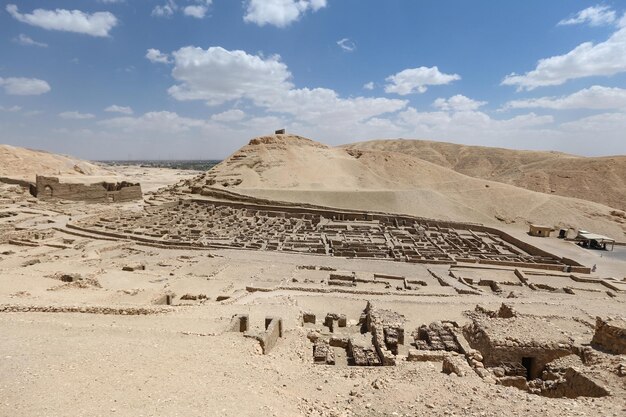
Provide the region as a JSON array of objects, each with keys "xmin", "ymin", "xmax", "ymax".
[{"xmin": 1, "ymin": 136, "xmax": 625, "ymax": 417}]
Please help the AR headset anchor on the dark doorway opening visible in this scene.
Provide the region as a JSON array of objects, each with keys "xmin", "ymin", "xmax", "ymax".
[{"xmin": 522, "ymin": 357, "xmax": 535, "ymax": 380}]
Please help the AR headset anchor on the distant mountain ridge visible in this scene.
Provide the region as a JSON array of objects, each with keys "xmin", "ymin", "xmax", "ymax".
[{"xmin": 343, "ymin": 139, "xmax": 626, "ymax": 212}]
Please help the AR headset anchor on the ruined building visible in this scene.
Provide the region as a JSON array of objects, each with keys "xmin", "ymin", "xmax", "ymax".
[
  {"xmin": 33, "ymin": 175, "xmax": 142, "ymax": 203},
  {"xmin": 463, "ymin": 305, "xmax": 574, "ymax": 380}
]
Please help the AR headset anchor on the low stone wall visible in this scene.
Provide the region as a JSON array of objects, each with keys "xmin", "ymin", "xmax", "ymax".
[{"xmin": 0, "ymin": 304, "xmax": 171, "ymax": 315}]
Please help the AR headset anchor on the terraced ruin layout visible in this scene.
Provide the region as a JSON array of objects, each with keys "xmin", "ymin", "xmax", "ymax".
[{"xmin": 69, "ymin": 199, "xmax": 589, "ymax": 272}]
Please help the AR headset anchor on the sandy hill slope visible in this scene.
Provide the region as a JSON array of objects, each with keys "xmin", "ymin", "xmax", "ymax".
[
  {"xmin": 0, "ymin": 144, "xmax": 112, "ymax": 182},
  {"xmin": 189, "ymin": 134, "xmax": 626, "ymax": 240},
  {"xmin": 343, "ymin": 139, "xmax": 626, "ymax": 212}
]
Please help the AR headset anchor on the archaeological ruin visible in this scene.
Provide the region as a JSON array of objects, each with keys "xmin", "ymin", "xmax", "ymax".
[
  {"xmin": 68, "ymin": 198, "xmax": 590, "ymax": 272},
  {"xmin": 33, "ymin": 175, "xmax": 142, "ymax": 203}
]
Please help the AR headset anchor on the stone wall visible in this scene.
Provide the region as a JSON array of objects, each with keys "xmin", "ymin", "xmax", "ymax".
[
  {"xmin": 591, "ymin": 317, "xmax": 626, "ymax": 354},
  {"xmin": 34, "ymin": 175, "xmax": 142, "ymax": 203}
]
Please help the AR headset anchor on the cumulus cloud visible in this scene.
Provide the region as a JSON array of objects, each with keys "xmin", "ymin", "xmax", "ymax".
[
  {"xmin": 433, "ymin": 95, "xmax": 486, "ymax": 112},
  {"xmin": 244, "ymin": 0, "xmax": 327, "ymax": 27},
  {"xmin": 105, "ymin": 105, "xmax": 134, "ymax": 115},
  {"xmin": 165, "ymin": 46, "xmax": 407, "ymax": 126},
  {"xmin": 183, "ymin": 5, "xmax": 207, "ymax": 18},
  {"xmin": 13, "ymin": 34, "xmax": 47, "ymax": 47},
  {"xmin": 152, "ymin": 1, "xmax": 178, "ymax": 18},
  {"xmin": 6, "ymin": 4, "xmax": 118, "ymax": 37},
  {"xmin": 168, "ymin": 46, "xmax": 293, "ymax": 104},
  {"xmin": 145, "ymin": 48, "xmax": 172, "ymax": 64},
  {"xmin": 363, "ymin": 82, "xmax": 374, "ymax": 90},
  {"xmin": 211, "ymin": 109, "xmax": 246, "ymax": 122},
  {"xmin": 337, "ymin": 38, "xmax": 356, "ymax": 52},
  {"xmin": 558, "ymin": 5, "xmax": 616, "ymax": 27},
  {"xmin": 502, "ymin": 24, "xmax": 626, "ymax": 90},
  {"xmin": 0, "ymin": 77, "xmax": 51, "ymax": 95},
  {"xmin": 384, "ymin": 66, "xmax": 461, "ymax": 95},
  {"xmin": 505, "ymin": 85, "xmax": 626, "ymax": 110},
  {"xmin": 59, "ymin": 111, "xmax": 95, "ymax": 120}
]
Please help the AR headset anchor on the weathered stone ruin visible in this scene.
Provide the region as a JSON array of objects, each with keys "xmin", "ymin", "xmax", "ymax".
[
  {"xmin": 229, "ymin": 314, "xmax": 283, "ymax": 354},
  {"xmin": 363, "ymin": 301, "xmax": 405, "ymax": 364},
  {"xmin": 591, "ymin": 317, "xmax": 626, "ymax": 354},
  {"xmin": 464, "ymin": 305, "xmax": 575, "ymax": 380},
  {"xmin": 463, "ymin": 304, "xmax": 610, "ymax": 397},
  {"xmin": 34, "ymin": 175, "xmax": 142, "ymax": 203},
  {"xmin": 309, "ymin": 302, "xmax": 406, "ymax": 367},
  {"xmin": 70, "ymin": 198, "xmax": 589, "ymax": 273},
  {"xmin": 414, "ymin": 322, "xmax": 463, "ymax": 353}
]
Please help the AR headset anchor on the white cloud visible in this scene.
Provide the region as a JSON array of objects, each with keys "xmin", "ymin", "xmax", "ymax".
[
  {"xmin": 152, "ymin": 1, "xmax": 178, "ymax": 18},
  {"xmin": 0, "ymin": 77, "xmax": 51, "ymax": 95},
  {"xmin": 258, "ymin": 88, "xmax": 407, "ymax": 126},
  {"xmin": 363, "ymin": 82, "xmax": 374, "ymax": 90},
  {"xmin": 152, "ymin": 1, "xmax": 212, "ymax": 18},
  {"xmin": 105, "ymin": 105, "xmax": 134, "ymax": 115},
  {"xmin": 183, "ymin": 5, "xmax": 207, "ymax": 19},
  {"xmin": 433, "ymin": 95, "xmax": 486, "ymax": 112},
  {"xmin": 0, "ymin": 105, "xmax": 22, "ymax": 112},
  {"xmin": 165, "ymin": 46, "xmax": 407, "ymax": 126},
  {"xmin": 505, "ymin": 85, "xmax": 626, "ymax": 110},
  {"xmin": 168, "ymin": 46, "xmax": 293, "ymax": 104},
  {"xmin": 99, "ymin": 111, "xmax": 207, "ymax": 133},
  {"xmin": 6, "ymin": 4, "xmax": 118, "ymax": 37},
  {"xmin": 145, "ymin": 48, "xmax": 172, "ymax": 64},
  {"xmin": 502, "ymin": 25, "xmax": 626, "ymax": 90},
  {"xmin": 59, "ymin": 111, "xmax": 95, "ymax": 120},
  {"xmin": 337, "ymin": 38, "xmax": 356, "ymax": 52},
  {"xmin": 244, "ymin": 0, "xmax": 327, "ymax": 27},
  {"xmin": 13, "ymin": 34, "xmax": 47, "ymax": 47},
  {"xmin": 396, "ymin": 107, "xmax": 556, "ymax": 150},
  {"xmin": 558, "ymin": 5, "xmax": 616, "ymax": 27},
  {"xmin": 211, "ymin": 109, "xmax": 246, "ymax": 122},
  {"xmin": 384, "ymin": 66, "xmax": 461, "ymax": 95},
  {"xmin": 561, "ymin": 111, "xmax": 626, "ymax": 132}
]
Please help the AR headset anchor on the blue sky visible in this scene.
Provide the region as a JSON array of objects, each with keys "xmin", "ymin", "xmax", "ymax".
[{"xmin": 1, "ymin": 0, "xmax": 626, "ymax": 159}]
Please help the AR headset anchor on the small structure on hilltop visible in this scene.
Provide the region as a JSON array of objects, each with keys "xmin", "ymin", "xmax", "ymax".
[
  {"xmin": 33, "ymin": 175, "xmax": 142, "ymax": 203},
  {"xmin": 529, "ymin": 224, "xmax": 553, "ymax": 237},
  {"xmin": 275, "ymin": 128, "xmax": 286, "ymax": 134},
  {"xmin": 576, "ymin": 230, "xmax": 615, "ymax": 251}
]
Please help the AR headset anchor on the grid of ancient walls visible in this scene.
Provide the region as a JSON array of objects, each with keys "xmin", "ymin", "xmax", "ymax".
[{"xmin": 70, "ymin": 199, "xmax": 572, "ymax": 269}]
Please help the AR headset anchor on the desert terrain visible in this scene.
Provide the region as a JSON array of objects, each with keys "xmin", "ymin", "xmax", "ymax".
[{"xmin": 1, "ymin": 135, "xmax": 625, "ymax": 417}]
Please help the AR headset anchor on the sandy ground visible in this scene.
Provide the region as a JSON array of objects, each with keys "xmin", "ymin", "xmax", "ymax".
[{"xmin": 0, "ymin": 179, "xmax": 625, "ymax": 417}]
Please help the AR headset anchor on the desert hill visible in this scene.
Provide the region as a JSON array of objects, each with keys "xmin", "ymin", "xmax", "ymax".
[
  {"xmin": 190, "ymin": 134, "xmax": 626, "ymax": 240},
  {"xmin": 0, "ymin": 144, "xmax": 112, "ymax": 182},
  {"xmin": 343, "ymin": 139, "xmax": 626, "ymax": 212}
]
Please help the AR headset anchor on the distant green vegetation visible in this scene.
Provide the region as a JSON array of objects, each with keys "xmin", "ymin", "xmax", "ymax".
[{"xmin": 98, "ymin": 160, "xmax": 221, "ymax": 171}]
